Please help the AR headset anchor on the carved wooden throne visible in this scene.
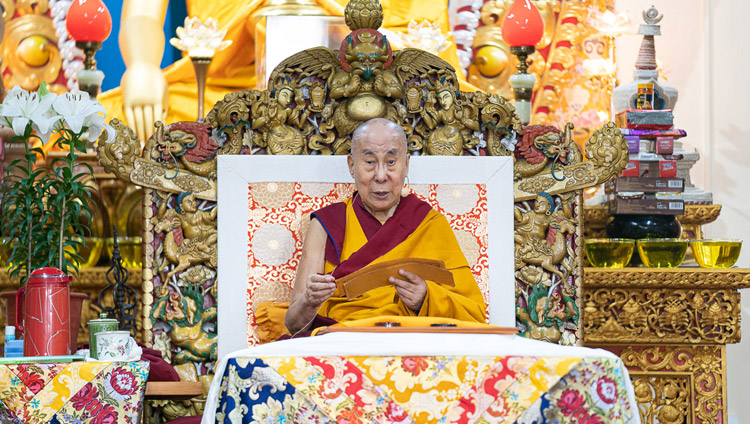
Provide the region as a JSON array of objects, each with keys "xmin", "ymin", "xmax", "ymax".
[{"xmin": 96, "ymin": 0, "xmax": 627, "ymax": 376}]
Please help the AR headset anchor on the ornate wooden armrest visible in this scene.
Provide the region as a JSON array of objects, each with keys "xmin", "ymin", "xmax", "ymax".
[{"xmin": 144, "ymin": 382, "xmax": 203, "ymax": 400}]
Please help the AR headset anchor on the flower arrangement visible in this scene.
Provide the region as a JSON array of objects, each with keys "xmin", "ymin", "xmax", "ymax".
[{"xmin": 0, "ymin": 83, "xmax": 113, "ymax": 282}]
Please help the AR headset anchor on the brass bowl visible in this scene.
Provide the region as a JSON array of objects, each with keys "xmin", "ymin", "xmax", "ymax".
[
  {"xmin": 584, "ymin": 238, "xmax": 635, "ymax": 268},
  {"xmin": 691, "ymin": 239, "xmax": 742, "ymax": 268},
  {"xmin": 105, "ymin": 236, "xmax": 143, "ymax": 269},
  {"xmin": 78, "ymin": 237, "xmax": 104, "ymax": 269},
  {"xmin": 637, "ymin": 238, "xmax": 689, "ymax": 268}
]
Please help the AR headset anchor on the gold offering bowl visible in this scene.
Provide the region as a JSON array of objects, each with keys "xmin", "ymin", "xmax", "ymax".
[
  {"xmin": 691, "ymin": 239, "xmax": 742, "ymax": 268},
  {"xmin": 637, "ymin": 238, "xmax": 689, "ymax": 268},
  {"xmin": 78, "ymin": 237, "xmax": 104, "ymax": 269},
  {"xmin": 105, "ymin": 236, "xmax": 143, "ymax": 269},
  {"xmin": 584, "ymin": 239, "xmax": 635, "ymax": 268}
]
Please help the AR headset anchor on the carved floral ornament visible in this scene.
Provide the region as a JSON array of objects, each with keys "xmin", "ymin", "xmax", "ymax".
[
  {"xmin": 615, "ymin": 345, "xmax": 726, "ymax": 424},
  {"xmin": 96, "ymin": 0, "xmax": 628, "ymax": 366}
]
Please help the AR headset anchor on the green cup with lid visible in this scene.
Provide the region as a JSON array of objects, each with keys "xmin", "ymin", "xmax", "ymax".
[{"xmin": 88, "ymin": 313, "xmax": 119, "ymax": 359}]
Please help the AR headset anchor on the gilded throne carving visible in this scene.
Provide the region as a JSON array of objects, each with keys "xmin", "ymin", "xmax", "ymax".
[{"xmin": 96, "ymin": 0, "xmax": 627, "ymax": 387}]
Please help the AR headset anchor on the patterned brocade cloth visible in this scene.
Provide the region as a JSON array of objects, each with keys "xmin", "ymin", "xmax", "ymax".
[
  {"xmin": 0, "ymin": 361, "xmax": 150, "ymax": 424},
  {"xmin": 202, "ymin": 334, "xmax": 640, "ymax": 423}
]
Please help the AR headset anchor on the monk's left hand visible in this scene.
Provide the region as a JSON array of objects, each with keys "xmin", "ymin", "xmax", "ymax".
[{"xmin": 390, "ymin": 269, "xmax": 427, "ymax": 313}]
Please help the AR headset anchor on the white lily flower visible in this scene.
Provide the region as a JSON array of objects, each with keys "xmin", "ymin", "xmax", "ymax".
[
  {"xmin": 0, "ymin": 86, "xmax": 59, "ymax": 143},
  {"xmin": 52, "ymin": 90, "xmax": 108, "ymax": 140}
]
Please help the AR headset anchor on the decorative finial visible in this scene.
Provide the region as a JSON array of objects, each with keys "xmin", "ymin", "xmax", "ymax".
[
  {"xmin": 97, "ymin": 226, "xmax": 139, "ymax": 336},
  {"xmin": 635, "ymin": 5, "xmax": 663, "ymax": 71},
  {"xmin": 344, "ymin": 0, "xmax": 384, "ymax": 31},
  {"xmin": 642, "ymin": 6, "xmax": 663, "ymax": 25}
]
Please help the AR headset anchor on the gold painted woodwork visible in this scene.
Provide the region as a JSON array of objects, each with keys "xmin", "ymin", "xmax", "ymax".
[
  {"xmin": 514, "ymin": 122, "xmax": 629, "ymax": 202},
  {"xmin": 630, "ymin": 373, "xmax": 692, "ymax": 424},
  {"xmin": 599, "ymin": 345, "xmax": 727, "ymax": 424},
  {"xmin": 583, "ymin": 267, "xmax": 749, "ymax": 424},
  {"xmin": 0, "ymin": 267, "xmax": 143, "ymax": 346},
  {"xmin": 584, "ymin": 287, "xmax": 740, "ymax": 344},
  {"xmin": 583, "ymin": 267, "xmax": 750, "ymax": 289}
]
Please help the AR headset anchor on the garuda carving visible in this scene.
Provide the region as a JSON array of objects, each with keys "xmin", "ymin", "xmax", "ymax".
[{"xmin": 256, "ymin": 9, "xmax": 511, "ymax": 156}]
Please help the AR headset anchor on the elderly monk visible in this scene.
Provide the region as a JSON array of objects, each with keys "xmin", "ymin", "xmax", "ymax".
[{"xmin": 285, "ymin": 118, "xmax": 486, "ymax": 335}]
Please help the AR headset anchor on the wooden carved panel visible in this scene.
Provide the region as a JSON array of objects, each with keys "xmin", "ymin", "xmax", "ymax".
[
  {"xmin": 583, "ymin": 288, "xmax": 740, "ymax": 345},
  {"xmin": 630, "ymin": 373, "xmax": 692, "ymax": 424}
]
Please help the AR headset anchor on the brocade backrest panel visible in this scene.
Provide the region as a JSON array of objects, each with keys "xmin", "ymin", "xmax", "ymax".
[{"xmin": 247, "ymin": 182, "xmax": 488, "ymax": 345}]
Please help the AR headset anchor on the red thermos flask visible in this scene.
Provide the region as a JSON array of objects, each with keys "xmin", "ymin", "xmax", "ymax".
[{"xmin": 16, "ymin": 267, "xmax": 71, "ymax": 356}]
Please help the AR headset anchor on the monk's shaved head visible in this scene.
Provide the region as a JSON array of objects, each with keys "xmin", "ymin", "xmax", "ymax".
[
  {"xmin": 347, "ymin": 118, "xmax": 410, "ymax": 222},
  {"xmin": 351, "ymin": 118, "xmax": 408, "ymax": 157}
]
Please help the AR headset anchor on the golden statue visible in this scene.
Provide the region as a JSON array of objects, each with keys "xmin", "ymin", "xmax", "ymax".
[
  {"xmin": 251, "ymin": 84, "xmax": 308, "ymax": 154},
  {"xmin": 420, "ymin": 78, "xmax": 480, "ymax": 155}
]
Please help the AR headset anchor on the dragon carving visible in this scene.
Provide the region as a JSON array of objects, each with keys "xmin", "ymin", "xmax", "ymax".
[
  {"xmin": 148, "ymin": 122, "xmax": 220, "ymax": 179},
  {"xmin": 514, "ymin": 123, "xmax": 578, "ymax": 181}
]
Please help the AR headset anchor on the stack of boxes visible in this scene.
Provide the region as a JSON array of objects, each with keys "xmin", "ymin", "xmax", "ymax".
[
  {"xmin": 604, "ymin": 5, "xmax": 713, "ymax": 226},
  {"xmin": 607, "ymin": 105, "xmax": 686, "ymax": 216}
]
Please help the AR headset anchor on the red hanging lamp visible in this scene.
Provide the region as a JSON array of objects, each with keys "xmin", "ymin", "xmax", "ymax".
[
  {"xmin": 66, "ymin": 0, "xmax": 113, "ymax": 97},
  {"xmin": 501, "ymin": 0, "xmax": 544, "ymax": 124},
  {"xmin": 501, "ymin": 0, "xmax": 544, "ymax": 48}
]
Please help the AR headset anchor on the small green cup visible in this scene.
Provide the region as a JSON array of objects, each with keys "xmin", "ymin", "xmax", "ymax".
[{"xmin": 88, "ymin": 313, "xmax": 119, "ymax": 359}]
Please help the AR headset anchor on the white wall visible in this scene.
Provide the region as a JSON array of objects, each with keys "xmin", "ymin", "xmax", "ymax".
[{"xmin": 616, "ymin": 1, "xmax": 750, "ymax": 421}]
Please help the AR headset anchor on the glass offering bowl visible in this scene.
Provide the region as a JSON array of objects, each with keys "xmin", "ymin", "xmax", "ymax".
[
  {"xmin": 584, "ymin": 239, "xmax": 635, "ymax": 268},
  {"xmin": 637, "ymin": 238, "xmax": 689, "ymax": 268},
  {"xmin": 105, "ymin": 236, "xmax": 143, "ymax": 269},
  {"xmin": 691, "ymin": 239, "xmax": 742, "ymax": 268}
]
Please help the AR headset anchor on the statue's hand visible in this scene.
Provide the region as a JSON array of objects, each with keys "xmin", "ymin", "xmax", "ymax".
[
  {"xmin": 122, "ymin": 61, "xmax": 168, "ymax": 143},
  {"xmin": 373, "ymin": 73, "xmax": 384, "ymax": 90},
  {"xmin": 345, "ymin": 74, "xmax": 361, "ymax": 96},
  {"xmin": 390, "ymin": 269, "xmax": 428, "ymax": 313},
  {"xmin": 303, "ymin": 273, "xmax": 336, "ymax": 308}
]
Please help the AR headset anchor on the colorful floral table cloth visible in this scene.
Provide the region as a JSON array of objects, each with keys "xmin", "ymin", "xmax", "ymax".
[
  {"xmin": 203, "ymin": 333, "xmax": 640, "ymax": 424},
  {"xmin": 0, "ymin": 360, "xmax": 149, "ymax": 424}
]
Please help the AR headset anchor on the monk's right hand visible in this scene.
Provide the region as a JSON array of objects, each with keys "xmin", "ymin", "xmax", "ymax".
[{"xmin": 303, "ymin": 274, "xmax": 336, "ymax": 307}]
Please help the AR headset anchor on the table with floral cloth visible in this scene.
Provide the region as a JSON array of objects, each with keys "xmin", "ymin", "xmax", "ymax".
[
  {"xmin": 0, "ymin": 360, "xmax": 149, "ymax": 424},
  {"xmin": 202, "ymin": 333, "xmax": 640, "ymax": 424}
]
